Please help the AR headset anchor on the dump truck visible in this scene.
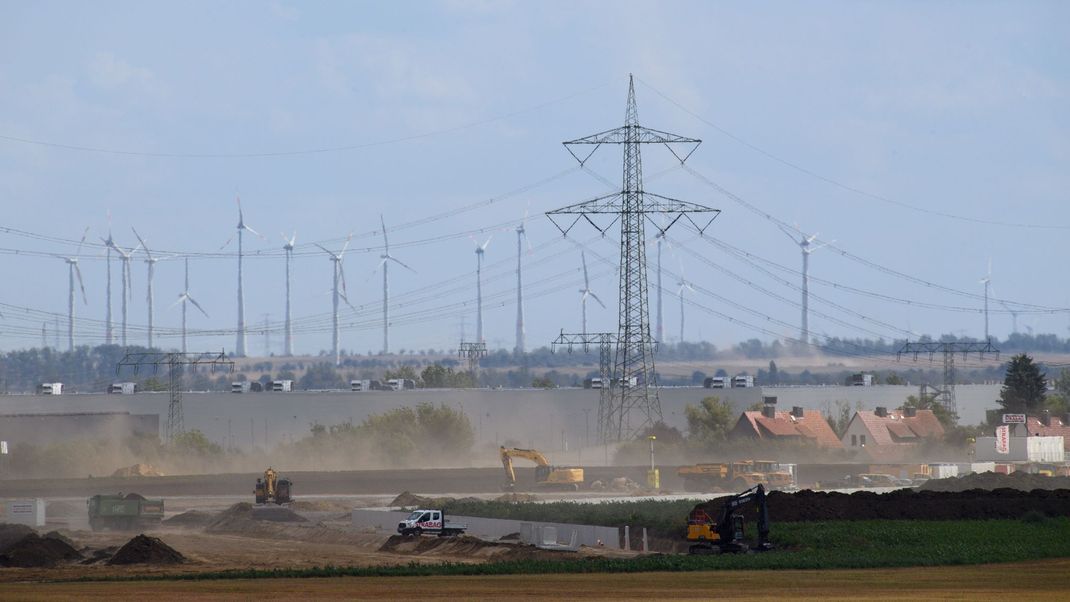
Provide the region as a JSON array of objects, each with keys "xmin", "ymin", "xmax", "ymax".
[
  {"xmin": 686, "ymin": 484, "xmax": 773, "ymax": 555},
  {"xmin": 500, "ymin": 446, "xmax": 584, "ymax": 491},
  {"xmin": 678, "ymin": 460, "xmax": 795, "ymax": 492},
  {"xmin": 254, "ymin": 467, "xmax": 293, "ymax": 504},
  {"xmin": 87, "ymin": 493, "xmax": 164, "ymax": 531},
  {"xmin": 397, "ymin": 509, "xmax": 467, "ymax": 537}
]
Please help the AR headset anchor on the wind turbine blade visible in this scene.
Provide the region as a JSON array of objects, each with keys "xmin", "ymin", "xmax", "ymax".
[
  {"xmin": 339, "ymin": 233, "xmax": 353, "ymax": 257},
  {"xmin": 380, "ymin": 215, "xmax": 389, "ymax": 251},
  {"xmin": 74, "ymin": 263, "xmax": 88, "ymax": 304},
  {"xmin": 76, "ymin": 226, "xmax": 89, "ymax": 254},
  {"xmin": 389, "ymin": 256, "xmax": 416, "ymax": 273},
  {"xmin": 168, "ymin": 294, "xmax": 186, "ymax": 309},
  {"xmin": 581, "ymin": 251, "xmax": 590, "ymax": 286},
  {"xmin": 131, "ymin": 228, "xmax": 151, "ymax": 259},
  {"xmin": 220, "ymin": 234, "xmax": 234, "ymax": 250},
  {"xmin": 290, "ymin": 230, "xmax": 297, "ymax": 247},
  {"xmin": 314, "ymin": 243, "xmax": 334, "ymax": 256},
  {"xmin": 378, "ymin": 257, "xmax": 388, "ymax": 268},
  {"xmin": 338, "ymin": 288, "xmax": 357, "ymax": 311},
  {"xmin": 777, "ymin": 224, "xmax": 798, "ymax": 243},
  {"xmin": 243, "ymin": 223, "xmax": 265, "ymax": 239},
  {"xmin": 589, "ymin": 291, "xmax": 607, "ymax": 309},
  {"xmin": 481, "ymin": 235, "xmax": 492, "ymax": 250},
  {"xmin": 338, "ymin": 264, "xmax": 350, "ymax": 299},
  {"xmin": 188, "ymin": 295, "xmax": 210, "ymax": 317}
]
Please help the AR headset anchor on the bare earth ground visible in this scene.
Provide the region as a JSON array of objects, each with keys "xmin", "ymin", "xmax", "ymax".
[{"xmin": 3, "ymin": 559, "xmax": 1070, "ymax": 601}]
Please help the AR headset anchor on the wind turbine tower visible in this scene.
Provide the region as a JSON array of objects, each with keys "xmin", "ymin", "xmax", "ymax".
[
  {"xmin": 315, "ymin": 235, "xmax": 355, "ymax": 366},
  {"xmin": 515, "ymin": 215, "xmax": 530, "ymax": 354},
  {"xmin": 102, "ymin": 212, "xmax": 114, "ymax": 344},
  {"xmin": 222, "ymin": 197, "xmax": 262, "ymax": 357},
  {"xmin": 676, "ymin": 271, "xmax": 695, "ymax": 344},
  {"xmin": 132, "ymin": 228, "xmax": 164, "ymax": 349},
  {"xmin": 56, "ymin": 227, "xmax": 89, "ymax": 351},
  {"xmin": 172, "ymin": 257, "xmax": 209, "ymax": 353},
  {"xmin": 780, "ymin": 225, "xmax": 831, "ymax": 347},
  {"xmin": 281, "ymin": 231, "xmax": 296, "ymax": 356},
  {"xmin": 655, "ymin": 231, "xmax": 664, "ymax": 343},
  {"xmin": 378, "ymin": 216, "xmax": 415, "ymax": 354},
  {"xmin": 980, "ymin": 259, "xmax": 991, "ymax": 342},
  {"xmin": 472, "ymin": 235, "xmax": 492, "ymax": 344},
  {"xmin": 110, "ymin": 239, "xmax": 141, "ymax": 346},
  {"xmin": 578, "ymin": 250, "xmax": 605, "ymax": 335}
]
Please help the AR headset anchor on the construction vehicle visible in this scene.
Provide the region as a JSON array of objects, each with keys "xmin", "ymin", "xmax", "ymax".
[
  {"xmin": 678, "ymin": 460, "xmax": 795, "ymax": 492},
  {"xmin": 87, "ymin": 493, "xmax": 164, "ymax": 531},
  {"xmin": 500, "ymin": 446, "xmax": 584, "ymax": 491},
  {"xmin": 686, "ymin": 484, "xmax": 773, "ymax": 555},
  {"xmin": 254, "ymin": 467, "xmax": 293, "ymax": 504},
  {"xmin": 397, "ymin": 509, "xmax": 467, "ymax": 537}
]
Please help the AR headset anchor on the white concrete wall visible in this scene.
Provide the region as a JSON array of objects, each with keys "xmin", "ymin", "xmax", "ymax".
[
  {"xmin": 974, "ymin": 436, "xmax": 1064, "ymax": 462},
  {"xmin": 350, "ymin": 509, "xmax": 621, "ymax": 549}
]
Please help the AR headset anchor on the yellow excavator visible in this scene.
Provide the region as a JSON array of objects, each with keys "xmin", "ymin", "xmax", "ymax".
[
  {"xmin": 499, "ymin": 446, "xmax": 584, "ymax": 491},
  {"xmin": 254, "ymin": 467, "xmax": 293, "ymax": 505}
]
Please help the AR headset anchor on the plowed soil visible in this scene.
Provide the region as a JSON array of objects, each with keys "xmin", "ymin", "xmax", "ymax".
[
  {"xmin": 922, "ymin": 471, "xmax": 1070, "ymax": 492},
  {"xmin": 695, "ymin": 488, "xmax": 1070, "ymax": 521}
]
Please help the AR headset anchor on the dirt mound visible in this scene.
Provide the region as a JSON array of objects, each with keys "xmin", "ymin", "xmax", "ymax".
[
  {"xmin": 106, "ymin": 534, "xmax": 185, "ymax": 565},
  {"xmin": 390, "ymin": 491, "xmax": 450, "ymax": 507},
  {"xmin": 206, "ymin": 503, "xmax": 306, "ymax": 535},
  {"xmin": 378, "ymin": 534, "xmax": 568, "ymax": 561},
  {"xmin": 42, "ymin": 530, "xmax": 76, "ymax": 548},
  {"xmin": 0, "ymin": 533, "xmax": 83, "ymax": 567},
  {"xmin": 162, "ymin": 510, "xmax": 217, "ymax": 528},
  {"xmin": 0, "ymin": 524, "xmax": 36, "ymax": 553},
  {"xmin": 112, "ymin": 463, "xmax": 165, "ymax": 477},
  {"xmin": 290, "ymin": 500, "xmax": 352, "ymax": 512},
  {"xmin": 695, "ymin": 488, "xmax": 1070, "ymax": 522},
  {"xmin": 922, "ymin": 471, "xmax": 1070, "ymax": 492}
]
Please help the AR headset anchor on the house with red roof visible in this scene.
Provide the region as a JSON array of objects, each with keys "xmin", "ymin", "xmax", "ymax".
[
  {"xmin": 840, "ymin": 407, "xmax": 945, "ymax": 461},
  {"xmin": 1022, "ymin": 414, "xmax": 1070, "ymax": 450},
  {"xmin": 730, "ymin": 402, "xmax": 843, "ymax": 449}
]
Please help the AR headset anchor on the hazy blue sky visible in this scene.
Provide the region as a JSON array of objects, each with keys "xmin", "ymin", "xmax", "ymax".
[{"xmin": 0, "ymin": 0, "xmax": 1067, "ymax": 357}]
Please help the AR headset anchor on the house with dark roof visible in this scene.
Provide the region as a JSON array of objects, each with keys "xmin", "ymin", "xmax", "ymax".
[
  {"xmin": 730, "ymin": 403, "xmax": 843, "ymax": 449},
  {"xmin": 840, "ymin": 407, "xmax": 944, "ymax": 461}
]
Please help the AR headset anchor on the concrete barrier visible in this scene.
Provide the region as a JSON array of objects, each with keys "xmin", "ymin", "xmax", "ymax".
[{"xmin": 351, "ymin": 509, "xmax": 620, "ymax": 549}]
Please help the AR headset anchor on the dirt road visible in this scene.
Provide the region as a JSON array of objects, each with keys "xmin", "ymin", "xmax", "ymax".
[{"xmin": 3, "ymin": 559, "xmax": 1068, "ymax": 600}]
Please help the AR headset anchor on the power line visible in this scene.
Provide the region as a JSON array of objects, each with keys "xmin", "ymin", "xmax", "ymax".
[{"xmin": 637, "ymin": 77, "xmax": 1070, "ymax": 231}]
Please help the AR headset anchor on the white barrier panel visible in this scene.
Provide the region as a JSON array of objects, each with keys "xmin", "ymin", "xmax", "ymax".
[{"xmin": 1, "ymin": 499, "xmax": 46, "ymax": 527}]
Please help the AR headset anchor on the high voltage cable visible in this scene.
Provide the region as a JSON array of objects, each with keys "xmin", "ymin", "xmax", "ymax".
[
  {"xmin": 682, "ymin": 165, "xmax": 1067, "ymax": 312},
  {"xmin": 0, "ymin": 80, "xmax": 618, "ymax": 159},
  {"xmin": 637, "ymin": 77, "xmax": 1070, "ymax": 231}
]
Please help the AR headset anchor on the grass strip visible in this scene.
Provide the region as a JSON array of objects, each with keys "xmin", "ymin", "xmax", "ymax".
[{"xmin": 60, "ymin": 518, "xmax": 1070, "ymax": 583}]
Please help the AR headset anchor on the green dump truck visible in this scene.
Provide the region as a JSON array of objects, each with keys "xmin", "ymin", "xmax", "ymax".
[{"xmin": 87, "ymin": 493, "xmax": 164, "ymax": 531}]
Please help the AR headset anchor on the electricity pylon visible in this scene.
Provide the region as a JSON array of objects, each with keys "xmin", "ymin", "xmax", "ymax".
[{"xmin": 547, "ymin": 75, "xmax": 719, "ymax": 441}]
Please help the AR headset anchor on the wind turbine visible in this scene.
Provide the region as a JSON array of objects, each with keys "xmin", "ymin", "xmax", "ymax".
[
  {"xmin": 221, "ymin": 196, "xmax": 263, "ymax": 357},
  {"xmin": 170, "ymin": 257, "xmax": 209, "ymax": 353},
  {"xmin": 132, "ymin": 228, "xmax": 170, "ymax": 349},
  {"xmin": 55, "ymin": 227, "xmax": 89, "ymax": 351},
  {"xmin": 281, "ymin": 231, "xmax": 296, "ymax": 356},
  {"xmin": 515, "ymin": 212, "xmax": 532, "ymax": 354},
  {"xmin": 676, "ymin": 269, "xmax": 695, "ymax": 345},
  {"xmin": 780, "ymin": 225, "xmax": 832, "ymax": 347},
  {"xmin": 578, "ymin": 250, "xmax": 606, "ymax": 336},
  {"xmin": 102, "ymin": 211, "xmax": 114, "ymax": 344},
  {"xmin": 109, "ymin": 238, "xmax": 141, "ymax": 347},
  {"xmin": 315, "ymin": 234, "xmax": 355, "ymax": 366},
  {"xmin": 980, "ymin": 259, "xmax": 991, "ymax": 342},
  {"xmin": 655, "ymin": 230, "xmax": 665, "ymax": 343},
  {"xmin": 377, "ymin": 216, "xmax": 415, "ymax": 355},
  {"xmin": 471, "ymin": 234, "xmax": 493, "ymax": 344}
]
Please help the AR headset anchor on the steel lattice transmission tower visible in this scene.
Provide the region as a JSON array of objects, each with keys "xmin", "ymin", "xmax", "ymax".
[
  {"xmin": 547, "ymin": 75, "xmax": 719, "ymax": 440},
  {"xmin": 897, "ymin": 340, "xmax": 999, "ymax": 417}
]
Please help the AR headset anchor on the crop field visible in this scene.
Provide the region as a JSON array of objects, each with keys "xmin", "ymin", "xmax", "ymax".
[{"xmin": 4, "ymin": 559, "xmax": 1070, "ymax": 601}]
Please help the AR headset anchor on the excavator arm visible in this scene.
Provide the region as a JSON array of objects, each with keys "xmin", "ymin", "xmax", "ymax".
[
  {"xmin": 717, "ymin": 484, "xmax": 772, "ymax": 550},
  {"xmin": 500, "ymin": 446, "xmax": 562, "ymax": 488}
]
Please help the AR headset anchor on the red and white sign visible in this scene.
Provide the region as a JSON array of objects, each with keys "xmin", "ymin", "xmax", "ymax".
[
  {"xmin": 1002, "ymin": 414, "xmax": 1026, "ymax": 424},
  {"xmin": 995, "ymin": 425, "xmax": 1010, "ymax": 455}
]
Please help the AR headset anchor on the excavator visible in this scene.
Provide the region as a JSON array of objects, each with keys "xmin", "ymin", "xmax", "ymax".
[
  {"xmin": 685, "ymin": 484, "xmax": 773, "ymax": 555},
  {"xmin": 254, "ymin": 467, "xmax": 293, "ymax": 505},
  {"xmin": 499, "ymin": 446, "xmax": 584, "ymax": 491}
]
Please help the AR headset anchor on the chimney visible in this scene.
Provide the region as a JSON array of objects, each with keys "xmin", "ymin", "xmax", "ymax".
[
  {"xmin": 763, "ymin": 396, "xmax": 778, "ymax": 406},
  {"xmin": 761, "ymin": 405, "xmax": 777, "ymax": 419},
  {"xmin": 904, "ymin": 407, "xmax": 917, "ymax": 418},
  {"xmin": 792, "ymin": 406, "xmax": 804, "ymax": 418},
  {"xmin": 875, "ymin": 406, "xmax": 888, "ymax": 418},
  {"xmin": 1042, "ymin": 410, "xmax": 1052, "ymax": 427}
]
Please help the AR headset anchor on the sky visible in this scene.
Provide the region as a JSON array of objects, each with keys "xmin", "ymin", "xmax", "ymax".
[{"xmin": 0, "ymin": 0, "xmax": 1067, "ymax": 358}]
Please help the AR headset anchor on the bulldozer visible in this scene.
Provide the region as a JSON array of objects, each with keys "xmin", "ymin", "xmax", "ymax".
[
  {"xmin": 686, "ymin": 484, "xmax": 773, "ymax": 555},
  {"xmin": 500, "ymin": 446, "xmax": 584, "ymax": 491},
  {"xmin": 254, "ymin": 467, "xmax": 293, "ymax": 505}
]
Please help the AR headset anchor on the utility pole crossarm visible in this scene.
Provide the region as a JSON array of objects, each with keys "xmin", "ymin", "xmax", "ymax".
[
  {"xmin": 551, "ymin": 331, "xmax": 618, "ymax": 354},
  {"xmin": 896, "ymin": 341, "xmax": 999, "ymax": 361}
]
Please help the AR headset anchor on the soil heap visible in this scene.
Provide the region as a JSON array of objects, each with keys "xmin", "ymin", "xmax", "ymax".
[
  {"xmin": 162, "ymin": 510, "xmax": 217, "ymax": 528},
  {"xmin": 389, "ymin": 492, "xmax": 481, "ymax": 508},
  {"xmin": 206, "ymin": 502, "xmax": 306, "ymax": 535},
  {"xmin": 922, "ymin": 471, "xmax": 1070, "ymax": 492},
  {"xmin": 112, "ymin": 463, "xmax": 165, "ymax": 478},
  {"xmin": 107, "ymin": 534, "xmax": 185, "ymax": 565},
  {"xmin": 0, "ymin": 524, "xmax": 36, "ymax": 553},
  {"xmin": 0, "ymin": 533, "xmax": 83, "ymax": 567},
  {"xmin": 696, "ymin": 488, "xmax": 1070, "ymax": 521}
]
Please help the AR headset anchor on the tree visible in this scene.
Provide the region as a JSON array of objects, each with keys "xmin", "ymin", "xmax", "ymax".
[
  {"xmin": 531, "ymin": 375, "xmax": 556, "ymax": 389},
  {"xmin": 685, "ymin": 396, "xmax": 734, "ymax": 445},
  {"xmin": 767, "ymin": 361, "xmax": 778, "ymax": 385},
  {"xmin": 299, "ymin": 363, "xmax": 345, "ymax": 390},
  {"xmin": 999, "ymin": 354, "xmax": 1047, "ymax": 414}
]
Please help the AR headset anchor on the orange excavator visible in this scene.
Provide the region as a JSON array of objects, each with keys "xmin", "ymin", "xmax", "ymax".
[
  {"xmin": 254, "ymin": 467, "xmax": 293, "ymax": 505},
  {"xmin": 500, "ymin": 446, "xmax": 584, "ymax": 491}
]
